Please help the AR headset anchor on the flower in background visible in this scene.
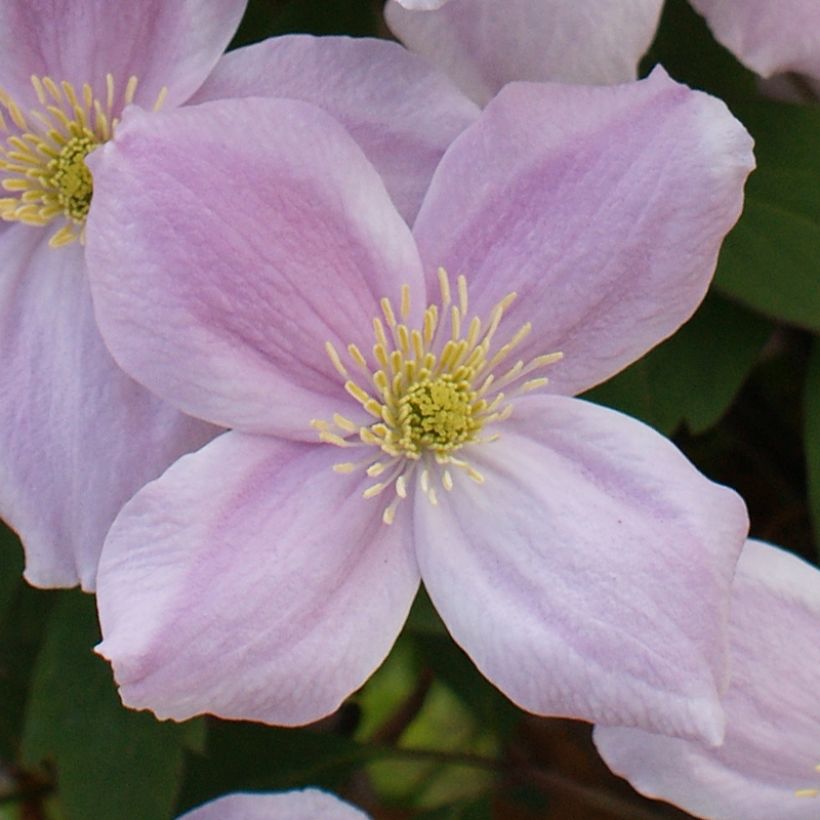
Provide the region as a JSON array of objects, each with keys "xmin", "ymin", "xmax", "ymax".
[
  {"xmin": 0, "ymin": 0, "xmax": 477, "ymax": 589},
  {"xmin": 385, "ymin": 0, "xmax": 664, "ymax": 104},
  {"xmin": 386, "ymin": 0, "xmax": 820, "ymax": 104},
  {"xmin": 177, "ymin": 789, "xmax": 368, "ymax": 819},
  {"xmin": 86, "ymin": 70, "xmax": 753, "ymax": 740},
  {"xmin": 595, "ymin": 540, "xmax": 820, "ymax": 820}
]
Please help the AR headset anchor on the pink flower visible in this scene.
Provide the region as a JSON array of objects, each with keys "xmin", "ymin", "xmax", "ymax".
[
  {"xmin": 177, "ymin": 789, "xmax": 367, "ymax": 819},
  {"xmin": 86, "ymin": 69, "xmax": 753, "ymax": 739},
  {"xmin": 594, "ymin": 540, "xmax": 820, "ymax": 820},
  {"xmin": 0, "ymin": 0, "xmax": 477, "ymax": 589},
  {"xmin": 385, "ymin": 0, "xmax": 665, "ymax": 104},
  {"xmin": 386, "ymin": 0, "xmax": 820, "ymax": 104}
]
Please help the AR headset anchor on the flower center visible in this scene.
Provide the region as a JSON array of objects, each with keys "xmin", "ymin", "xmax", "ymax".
[
  {"xmin": 399, "ymin": 375, "xmax": 479, "ymax": 455},
  {"xmin": 313, "ymin": 268, "xmax": 562, "ymax": 524},
  {"xmin": 0, "ymin": 74, "xmax": 165, "ymax": 247}
]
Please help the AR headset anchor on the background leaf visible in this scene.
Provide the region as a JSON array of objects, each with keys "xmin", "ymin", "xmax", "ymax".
[
  {"xmin": 586, "ymin": 293, "xmax": 771, "ymax": 435},
  {"xmin": 20, "ymin": 591, "xmax": 202, "ymax": 820}
]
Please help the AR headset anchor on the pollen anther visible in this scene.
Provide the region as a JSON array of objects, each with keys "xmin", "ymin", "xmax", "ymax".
[
  {"xmin": 316, "ymin": 269, "xmax": 562, "ymax": 523},
  {"xmin": 0, "ymin": 73, "xmax": 166, "ymax": 246}
]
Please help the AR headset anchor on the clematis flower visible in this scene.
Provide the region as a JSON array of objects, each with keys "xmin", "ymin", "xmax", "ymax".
[
  {"xmin": 686, "ymin": 0, "xmax": 820, "ymax": 82},
  {"xmin": 385, "ymin": 0, "xmax": 665, "ymax": 104},
  {"xmin": 386, "ymin": 0, "xmax": 820, "ymax": 105},
  {"xmin": 594, "ymin": 540, "xmax": 820, "ymax": 820},
  {"xmin": 86, "ymin": 69, "xmax": 753, "ymax": 740},
  {"xmin": 177, "ymin": 789, "xmax": 367, "ymax": 819},
  {"xmin": 0, "ymin": 0, "xmax": 477, "ymax": 589}
]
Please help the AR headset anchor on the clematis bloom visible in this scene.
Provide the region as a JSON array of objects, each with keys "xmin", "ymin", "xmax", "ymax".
[
  {"xmin": 386, "ymin": 0, "xmax": 664, "ymax": 105},
  {"xmin": 386, "ymin": 0, "xmax": 820, "ymax": 104},
  {"xmin": 86, "ymin": 69, "xmax": 753, "ymax": 739},
  {"xmin": 595, "ymin": 540, "xmax": 820, "ymax": 820},
  {"xmin": 177, "ymin": 789, "xmax": 367, "ymax": 819},
  {"xmin": 0, "ymin": 0, "xmax": 477, "ymax": 589}
]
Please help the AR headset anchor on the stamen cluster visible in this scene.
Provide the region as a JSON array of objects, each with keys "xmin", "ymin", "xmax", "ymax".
[
  {"xmin": 313, "ymin": 268, "xmax": 562, "ymax": 524},
  {"xmin": 0, "ymin": 74, "xmax": 165, "ymax": 246}
]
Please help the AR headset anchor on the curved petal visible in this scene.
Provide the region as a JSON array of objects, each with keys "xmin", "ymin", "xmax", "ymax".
[
  {"xmin": 178, "ymin": 789, "xmax": 369, "ymax": 820},
  {"xmin": 690, "ymin": 0, "xmax": 820, "ymax": 81},
  {"xmin": 414, "ymin": 394, "xmax": 748, "ymax": 744},
  {"xmin": 595, "ymin": 540, "xmax": 820, "ymax": 820},
  {"xmin": 96, "ymin": 431, "xmax": 420, "ymax": 725},
  {"xmin": 0, "ymin": 0, "xmax": 246, "ymax": 110},
  {"xmin": 191, "ymin": 35, "xmax": 480, "ymax": 224},
  {"xmin": 413, "ymin": 68, "xmax": 755, "ymax": 397},
  {"xmin": 0, "ymin": 225, "xmax": 216, "ymax": 590},
  {"xmin": 386, "ymin": 0, "xmax": 663, "ymax": 106},
  {"xmin": 86, "ymin": 97, "xmax": 424, "ymax": 438},
  {"xmin": 393, "ymin": 0, "xmax": 450, "ymax": 9}
]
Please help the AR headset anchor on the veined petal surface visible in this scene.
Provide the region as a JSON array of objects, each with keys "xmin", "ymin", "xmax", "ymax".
[
  {"xmin": 0, "ymin": 0, "xmax": 246, "ymax": 109},
  {"xmin": 414, "ymin": 394, "xmax": 748, "ymax": 744},
  {"xmin": 192, "ymin": 35, "xmax": 480, "ymax": 224},
  {"xmin": 413, "ymin": 68, "xmax": 755, "ymax": 397},
  {"xmin": 690, "ymin": 0, "xmax": 820, "ymax": 81},
  {"xmin": 86, "ymin": 97, "xmax": 424, "ymax": 438},
  {"xmin": 178, "ymin": 789, "xmax": 368, "ymax": 820},
  {"xmin": 595, "ymin": 540, "xmax": 820, "ymax": 820},
  {"xmin": 0, "ymin": 225, "xmax": 216, "ymax": 590},
  {"xmin": 96, "ymin": 432, "xmax": 420, "ymax": 725},
  {"xmin": 386, "ymin": 0, "xmax": 663, "ymax": 105}
]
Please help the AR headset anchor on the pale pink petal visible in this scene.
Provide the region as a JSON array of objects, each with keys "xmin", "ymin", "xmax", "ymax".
[
  {"xmin": 0, "ymin": 225, "xmax": 216, "ymax": 590},
  {"xmin": 393, "ymin": 0, "xmax": 450, "ymax": 9},
  {"xmin": 178, "ymin": 789, "xmax": 368, "ymax": 820},
  {"xmin": 96, "ymin": 432, "xmax": 420, "ymax": 725},
  {"xmin": 413, "ymin": 68, "xmax": 755, "ymax": 397},
  {"xmin": 0, "ymin": 0, "xmax": 245, "ymax": 109},
  {"xmin": 690, "ymin": 0, "xmax": 820, "ymax": 81},
  {"xmin": 86, "ymin": 97, "xmax": 424, "ymax": 438},
  {"xmin": 595, "ymin": 540, "xmax": 820, "ymax": 820},
  {"xmin": 386, "ymin": 0, "xmax": 663, "ymax": 105},
  {"xmin": 191, "ymin": 35, "xmax": 480, "ymax": 224},
  {"xmin": 414, "ymin": 395, "xmax": 748, "ymax": 744}
]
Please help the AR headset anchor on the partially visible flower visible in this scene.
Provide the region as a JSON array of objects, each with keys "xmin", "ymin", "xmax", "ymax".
[
  {"xmin": 688, "ymin": 0, "xmax": 820, "ymax": 82},
  {"xmin": 177, "ymin": 789, "xmax": 367, "ymax": 819},
  {"xmin": 594, "ymin": 540, "xmax": 820, "ymax": 820},
  {"xmin": 386, "ymin": 0, "xmax": 820, "ymax": 105},
  {"xmin": 87, "ymin": 70, "xmax": 753, "ymax": 737},
  {"xmin": 0, "ymin": 0, "xmax": 477, "ymax": 589},
  {"xmin": 385, "ymin": 0, "xmax": 663, "ymax": 105}
]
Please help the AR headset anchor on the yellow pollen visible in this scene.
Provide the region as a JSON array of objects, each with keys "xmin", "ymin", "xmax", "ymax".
[
  {"xmin": 0, "ymin": 73, "xmax": 166, "ymax": 247},
  {"xmin": 313, "ymin": 268, "xmax": 563, "ymax": 523}
]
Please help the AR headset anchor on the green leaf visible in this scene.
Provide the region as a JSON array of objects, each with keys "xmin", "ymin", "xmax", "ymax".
[
  {"xmin": 714, "ymin": 102, "xmax": 820, "ymax": 330},
  {"xmin": 586, "ymin": 294, "xmax": 770, "ymax": 436},
  {"xmin": 0, "ymin": 524, "xmax": 24, "ymax": 627},
  {"xmin": 177, "ymin": 721, "xmax": 376, "ymax": 815},
  {"xmin": 21, "ymin": 591, "xmax": 201, "ymax": 820},
  {"xmin": 804, "ymin": 339, "xmax": 820, "ymax": 559},
  {"xmin": 0, "ymin": 562, "xmax": 53, "ymax": 763}
]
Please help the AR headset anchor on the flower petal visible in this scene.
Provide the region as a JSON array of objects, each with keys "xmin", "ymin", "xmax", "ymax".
[
  {"xmin": 0, "ymin": 225, "xmax": 216, "ymax": 590},
  {"xmin": 178, "ymin": 789, "xmax": 368, "ymax": 820},
  {"xmin": 594, "ymin": 540, "xmax": 820, "ymax": 820},
  {"xmin": 413, "ymin": 68, "xmax": 755, "ymax": 396},
  {"xmin": 689, "ymin": 0, "xmax": 820, "ymax": 81},
  {"xmin": 414, "ymin": 394, "xmax": 748, "ymax": 743},
  {"xmin": 386, "ymin": 0, "xmax": 663, "ymax": 105},
  {"xmin": 191, "ymin": 35, "xmax": 480, "ymax": 224},
  {"xmin": 0, "ymin": 0, "xmax": 246, "ymax": 109},
  {"xmin": 96, "ymin": 431, "xmax": 420, "ymax": 725},
  {"xmin": 86, "ymin": 97, "xmax": 424, "ymax": 438}
]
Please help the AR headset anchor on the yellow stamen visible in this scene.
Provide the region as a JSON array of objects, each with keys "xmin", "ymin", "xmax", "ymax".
[
  {"xmin": 0, "ymin": 73, "xmax": 166, "ymax": 246},
  {"xmin": 313, "ymin": 270, "xmax": 562, "ymax": 523}
]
